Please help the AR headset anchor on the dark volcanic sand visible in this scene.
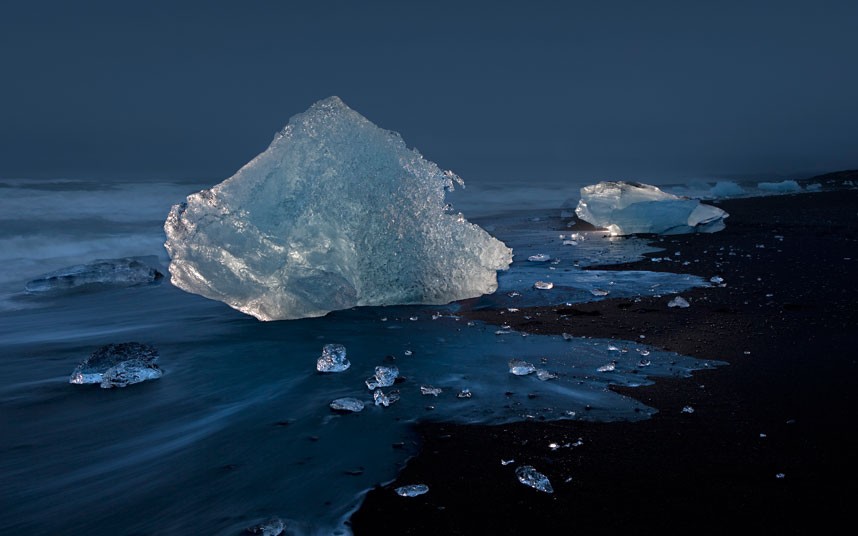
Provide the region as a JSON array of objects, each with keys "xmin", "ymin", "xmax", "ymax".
[{"xmin": 351, "ymin": 187, "xmax": 858, "ymax": 534}]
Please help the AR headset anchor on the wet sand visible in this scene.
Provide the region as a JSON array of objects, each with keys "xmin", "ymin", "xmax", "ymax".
[{"xmin": 351, "ymin": 185, "xmax": 858, "ymax": 534}]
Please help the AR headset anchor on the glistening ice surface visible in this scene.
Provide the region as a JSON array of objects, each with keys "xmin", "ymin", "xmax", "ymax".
[{"xmin": 164, "ymin": 97, "xmax": 512, "ymax": 320}]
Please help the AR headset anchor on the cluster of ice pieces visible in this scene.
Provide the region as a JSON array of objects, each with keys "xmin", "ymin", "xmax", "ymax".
[
  {"xmin": 164, "ymin": 97, "xmax": 512, "ymax": 321},
  {"xmin": 26, "ymin": 257, "xmax": 162, "ymax": 293},
  {"xmin": 575, "ymin": 181, "xmax": 728, "ymax": 235},
  {"xmin": 69, "ymin": 342, "xmax": 163, "ymax": 388}
]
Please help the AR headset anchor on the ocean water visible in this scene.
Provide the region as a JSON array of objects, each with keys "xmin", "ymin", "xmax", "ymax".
[{"xmin": 0, "ymin": 178, "xmax": 722, "ymax": 535}]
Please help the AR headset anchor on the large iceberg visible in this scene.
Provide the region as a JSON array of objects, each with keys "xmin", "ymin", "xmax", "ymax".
[
  {"xmin": 575, "ymin": 181, "xmax": 728, "ymax": 235},
  {"xmin": 164, "ymin": 97, "xmax": 512, "ymax": 320}
]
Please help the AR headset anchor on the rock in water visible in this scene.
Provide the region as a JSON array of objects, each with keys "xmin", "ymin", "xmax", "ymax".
[
  {"xmin": 575, "ymin": 181, "xmax": 728, "ymax": 235},
  {"xmin": 69, "ymin": 342, "xmax": 162, "ymax": 388},
  {"xmin": 26, "ymin": 257, "xmax": 163, "ymax": 293},
  {"xmin": 164, "ymin": 97, "xmax": 512, "ymax": 320}
]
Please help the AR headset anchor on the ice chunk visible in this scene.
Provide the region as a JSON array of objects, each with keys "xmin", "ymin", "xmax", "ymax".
[
  {"xmin": 457, "ymin": 389, "xmax": 472, "ymax": 399},
  {"xmin": 575, "ymin": 181, "xmax": 728, "ymax": 235},
  {"xmin": 395, "ymin": 484, "xmax": 429, "ymax": 497},
  {"xmin": 533, "ymin": 281, "xmax": 554, "ymax": 290},
  {"xmin": 330, "ymin": 397, "xmax": 365, "ymax": 412},
  {"xmin": 668, "ymin": 296, "xmax": 690, "ymax": 308},
  {"xmin": 681, "ymin": 405, "xmax": 695, "ymax": 414},
  {"xmin": 420, "ymin": 385, "xmax": 442, "ymax": 396},
  {"xmin": 373, "ymin": 389, "xmax": 400, "ymax": 406},
  {"xmin": 69, "ymin": 342, "xmax": 160, "ymax": 386},
  {"xmin": 509, "ymin": 359, "xmax": 537, "ymax": 376},
  {"xmin": 100, "ymin": 359, "xmax": 164, "ymax": 389},
  {"xmin": 164, "ymin": 97, "xmax": 512, "ymax": 321},
  {"xmin": 316, "ymin": 344, "xmax": 350, "ymax": 372},
  {"xmin": 244, "ymin": 518, "xmax": 285, "ymax": 536},
  {"xmin": 758, "ymin": 180, "xmax": 802, "ymax": 193},
  {"xmin": 596, "ymin": 362, "xmax": 616, "ymax": 372},
  {"xmin": 527, "ymin": 254, "xmax": 551, "ymax": 262},
  {"xmin": 26, "ymin": 257, "xmax": 163, "ymax": 293},
  {"xmin": 709, "ymin": 181, "xmax": 744, "ymax": 198},
  {"xmin": 590, "ymin": 288, "xmax": 609, "ymax": 297},
  {"xmin": 365, "ymin": 365, "xmax": 399, "ymax": 389},
  {"xmin": 515, "ymin": 465, "xmax": 553, "ymax": 493},
  {"xmin": 536, "ymin": 369, "xmax": 557, "ymax": 381}
]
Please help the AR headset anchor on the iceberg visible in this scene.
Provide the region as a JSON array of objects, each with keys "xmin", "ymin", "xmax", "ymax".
[
  {"xmin": 164, "ymin": 97, "xmax": 512, "ymax": 320},
  {"xmin": 575, "ymin": 181, "xmax": 728, "ymax": 236},
  {"xmin": 26, "ymin": 257, "xmax": 163, "ymax": 293}
]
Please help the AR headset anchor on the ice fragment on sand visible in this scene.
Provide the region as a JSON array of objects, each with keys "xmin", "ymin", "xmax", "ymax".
[
  {"xmin": 164, "ymin": 97, "xmax": 512, "ymax": 321},
  {"xmin": 26, "ymin": 257, "xmax": 162, "ymax": 293},
  {"xmin": 668, "ymin": 296, "xmax": 690, "ymax": 308},
  {"xmin": 395, "ymin": 484, "xmax": 429, "ymax": 497},
  {"xmin": 536, "ymin": 369, "xmax": 557, "ymax": 381},
  {"xmin": 330, "ymin": 397, "xmax": 365, "ymax": 412},
  {"xmin": 509, "ymin": 359, "xmax": 537, "ymax": 376},
  {"xmin": 527, "ymin": 254, "xmax": 551, "ymax": 262},
  {"xmin": 457, "ymin": 389, "xmax": 472, "ymax": 399},
  {"xmin": 515, "ymin": 466, "xmax": 553, "ymax": 493},
  {"xmin": 590, "ymin": 288, "xmax": 609, "ymax": 297},
  {"xmin": 373, "ymin": 389, "xmax": 400, "ymax": 406},
  {"xmin": 596, "ymin": 363, "xmax": 616, "ymax": 372},
  {"xmin": 365, "ymin": 365, "xmax": 399, "ymax": 389},
  {"xmin": 710, "ymin": 275, "xmax": 724, "ymax": 284},
  {"xmin": 316, "ymin": 344, "xmax": 350, "ymax": 372},
  {"xmin": 70, "ymin": 342, "xmax": 161, "ymax": 386},
  {"xmin": 575, "ymin": 181, "xmax": 728, "ymax": 235},
  {"xmin": 533, "ymin": 281, "xmax": 554, "ymax": 290},
  {"xmin": 244, "ymin": 517, "xmax": 285, "ymax": 536},
  {"xmin": 420, "ymin": 385, "xmax": 442, "ymax": 396},
  {"xmin": 681, "ymin": 405, "xmax": 695, "ymax": 414}
]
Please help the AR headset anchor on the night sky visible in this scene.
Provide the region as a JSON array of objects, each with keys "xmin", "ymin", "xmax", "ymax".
[{"xmin": 2, "ymin": 0, "xmax": 856, "ymax": 185}]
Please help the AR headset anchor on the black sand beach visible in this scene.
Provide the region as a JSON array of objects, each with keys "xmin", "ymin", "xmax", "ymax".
[{"xmin": 352, "ymin": 180, "xmax": 858, "ymax": 534}]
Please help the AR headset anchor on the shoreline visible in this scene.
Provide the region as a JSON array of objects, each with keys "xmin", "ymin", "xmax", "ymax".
[{"xmin": 351, "ymin": 188, "xmax": 858, "ymax": 533}]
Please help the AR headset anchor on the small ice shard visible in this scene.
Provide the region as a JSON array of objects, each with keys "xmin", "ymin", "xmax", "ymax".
[
  {"xmin": 457, "ymin": 388, "xmax": 472, "ymax": 399},
  {"xmin": 329, "ymin": 397, "xmax": 365, "ymax": 412},
  {"xmin": 244, "ymin": 517, "xmax": 285, "ymax": 536},
  {"xmin": 420, "ymin": 385, "xmax": 442, "ymax": 396},
  {"xmin": 758, "ymin": 180, "xmax": 802, "ymax": 193},
  {"xmin": 316, "ymin": 344, "xmax": 350, "ymax": 372},
  {"xmin": 366, "ymin": 365, "xmax": 400, "ymax": 389},
  {"xmin": 562, "ymin": 239, "xmax": 578, "ymax": 246},
  {"xmin": 403, "ymin": 349, "xmax": 413, "ymax": 356},
  {"xmin": 536, "ymin": 369, "xmax": 557, "ymax": 381},
  {"xmin": 775, "ymin": 473, "xmax": 786, "ymax": 479},
  {"xmin": 100, "ymin": 359, "xmax": 163, "ymax": 389},
  {"xmin": 515, "ymin": 465, "xmax": 553, "ymax": 494},
  {"xmin": 70, "ymin": 342, "xmax": 160, "ymax": 386},
  {"xmin": 575, "ymin": 181, "xmax": 728, "ymax": 235},
  {"xmin": 710, "ymin": 275, "xmax": 724, "ymax": 284},
  {"xmin": 596, "ymin": 363, "xmax": 616, "ymax": 372},
  {"xmin": 527, "ymin": 254, "xmax": 551, "ymax": 262},
  {"xmin": 509, "ymin": 359, "xmax": 537, "ymax": 376},
  {"xmin": 681, "ymin": 405, "xmax": 695, "ymax": 414},
  {"xmin": 501, "ymin": 459, "xmax": 515, "ymax": 466},
  {"xmin": 26, "ymin": 257, "xmax": 163, "ymax": 293},
  {"xmin": 373, "ymin": 389, "xmax": 400, "ymax": 406},
  {"xmin": 668, "ymin": 296, "xmax": 690, "ymax": 308},
  {"xmin": 164, "ymin": 97, "xmax": 512, "ymax": 321},
  {"xmin": 395, "ymin": 484, "xmax": 429, "ymax": 497},
  {"xmin": 534, "ymin": 281, "xmax": 554, "ymax": 290},
  {"xmin": 590, "ymin": 288, "xmax": 609, "ymax": 297}
]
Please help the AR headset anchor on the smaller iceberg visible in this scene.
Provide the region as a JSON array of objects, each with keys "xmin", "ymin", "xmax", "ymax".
[
  {"xmin": 758, "ymin": 180, "xmax": 802, "ymax": 193},
  {"xmin": 26, "ymin": 257, "xmax": 163, "ymax": 293},
  {"xmin": 575, "ymin": 181, "xmax": 728, "ymax": 235},
  {"xmin": 69, "ymin": 342, "xmax": 163, "ymax": 388}
]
